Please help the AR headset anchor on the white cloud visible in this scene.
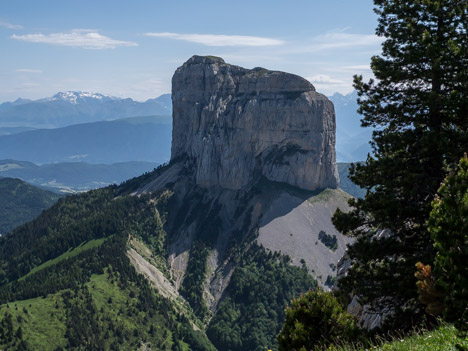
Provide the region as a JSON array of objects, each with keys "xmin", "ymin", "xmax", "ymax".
[
  {"xmin": 307, "ymin": 74, "xmax": 353, "ymax": 95},
  {"xmin": 16, "ymin": 69, "xmax": 43, "ymax": 73},
  {"xmin": 11, "ymin": 29, "xmax": 138, "ymax": 49},
  {"xmin": 312, "ymin": 30, "xmax": 382, "ymax": 50},
  {"xmin": 0, "ymin": 20, "xmax": 23, "ymax": 29},
  {"xmin": 308, "ymin": 74, "xmax": 344, "ymax": 84},
  {"xmin": 287, "ymin": 29, "xmax": 382, "ymax": 55},
  {"xmin": 145, "ymin": 32, "xmax": 285, "ymax": 47}
]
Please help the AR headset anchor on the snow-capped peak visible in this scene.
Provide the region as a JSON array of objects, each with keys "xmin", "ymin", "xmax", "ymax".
[{"xmin": 49, "ymin": 91, "xmax": 118, "ymax": 104}]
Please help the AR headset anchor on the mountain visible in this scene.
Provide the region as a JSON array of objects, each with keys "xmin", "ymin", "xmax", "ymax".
[
  {"xmin": 0, "ymin": 92, "xmax": 172, "ymax": 129},
  {"xmin": 0, "ymin": 177, "xmax": 61, "ymax": 235},
  {"xmin": 0, "ymin": 56, "xmax": 351, "ymax": 351},
  {"xmin": 0, "ymin": 115, "xmax": 172, "ymax": 164},
  {"xmin": 337, "ymin": 163, "xmax": 366, "ymax": 199},
  {"xmin": 0, "ymin": 159, "xmax": 157, "ymax": 193},
  {"xmin": 329, "ymin": 91, "xmax": 373, "ymax": 162},
  {"xmin": 0, "ymin": 127, "xmax": 36, "ymax": 136}
]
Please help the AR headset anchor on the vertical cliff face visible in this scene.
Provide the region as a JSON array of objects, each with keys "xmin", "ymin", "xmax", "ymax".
[{"xmin": 171, "ymin": 55, "xmax": 339, "ymax": 191}]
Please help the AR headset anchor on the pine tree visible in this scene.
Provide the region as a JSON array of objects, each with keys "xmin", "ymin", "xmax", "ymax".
[
  {"xmin": 428, "ymin": 154, "xmax": 468, "ymax": 329},
  {"xmin": 333, "ymin": 0, "xmax": 468, "ymax": 329}
]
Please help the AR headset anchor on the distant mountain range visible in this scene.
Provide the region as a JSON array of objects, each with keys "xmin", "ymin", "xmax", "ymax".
[
  {"xmin": 329, "ymin": 91, "xmax": 373, "ymax": 162},
  {"xmin": 0, "ymin": 91, "xmax": 371, "ymax": 163},
  {"xmin": 0, "ymin": 177, "xmax": 61, "ymax": 235},
  {"xmin": 0, "ymin": 115, "xmax": 172, "ymax": 164},
  {"xmin": 0, "ymin": 91, "xmax": 172, "ymax": 128},
  {"xmin": 0, "ymin": 159, "xmax": 157, "ymax": 193}
]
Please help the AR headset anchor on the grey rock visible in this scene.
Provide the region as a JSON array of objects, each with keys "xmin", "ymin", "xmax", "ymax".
[
  {"xmin": 336, "ymin": 230, "xmax": 396, "ymax": 330},
  {"xmin": 171, "ymin": 55, "xmax": 339, "ymax": 191}
]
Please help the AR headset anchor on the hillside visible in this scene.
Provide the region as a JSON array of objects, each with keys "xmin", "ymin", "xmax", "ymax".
[
  {"xmin": 0, "ymin": 92, "xmax": 171, "ymax": 129},
  {"xmin": 0, "ymin": 115, "xmax": 172, "ymax": 164},
  {"xmin": 0, "ymin": 178, "xmax": 61, "ymax": 235},
  {"xmin": 337, "ymin": 163, "xmax": 366, "ymax": 199},
  {"xmin": 0, "ymin": 160, "xmax": 157, "ymax": 193},
  {"xmin": 0, "ymin": 160, "xmax": 347, "ymax": 350}
]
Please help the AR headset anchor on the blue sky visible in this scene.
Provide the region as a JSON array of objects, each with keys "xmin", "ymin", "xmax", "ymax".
[{"xmin": 0, "ymin": 0, "xmax": 381, "ymax": 102}]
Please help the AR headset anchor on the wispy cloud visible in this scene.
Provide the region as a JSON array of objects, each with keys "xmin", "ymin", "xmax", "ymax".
[
  {"xmin": 286, "ymin": 29, "xmax": 382, "ymax": 55},
  {"xmin": 16, "ymin": 68, "xmax": 43, "ymax": 73},
  {"xmin": 0, "ymin": 20, "xmax": 23, "ymax": 29},
  {"xmin": 145, "ymin": 32, "xmax": 285, "ymax": 47},
  {"xmin": 308, "ymin": 75, "xmax": 345, "ymax": 85},
  {"xmin": 307, "ymin": 74, "xmax": 353, "ymax": 95},
  {"xmin": 11, "ymin": 29, "xmax": 138, "ymax": 49},
  {"xmin": 311, "ymin": 29, "xmax": 382, "ymax": 51}
]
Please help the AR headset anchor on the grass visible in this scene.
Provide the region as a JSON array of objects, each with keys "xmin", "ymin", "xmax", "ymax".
[
  {"xmin": 307, "ymin": 188, "xmax": 352, "ymax": 205},
  {"xmin": 0, "ymin": 292, "xmax": 67, "ymax": 350},
  {"xmin": 20, "ymin": 237, "xmax": 107, "ymax": 280},
  {"xmin": 327, "ymin": 324, "xmax": 467, "ymax": 351}
]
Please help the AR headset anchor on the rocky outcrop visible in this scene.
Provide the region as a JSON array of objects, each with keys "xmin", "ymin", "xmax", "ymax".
[
  {"xmin": 134, "ymin": 55, "xmax": 349, "ymax": 313},
  {"xmin": 171, "ymin": 55, "xmax": 339, "ymax": 191},
  {"xmin": 335, "ymin": 229, "xmax": 395, "ymax": 330}
]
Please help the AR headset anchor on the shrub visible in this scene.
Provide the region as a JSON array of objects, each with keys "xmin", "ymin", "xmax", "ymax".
[
  {"xmin": 318, "ymin": 231, "xmax": 338, "ymax": 251},
  {"xmin": 277, "ymin": 290, "xmax": 359, "ymax": 351}
]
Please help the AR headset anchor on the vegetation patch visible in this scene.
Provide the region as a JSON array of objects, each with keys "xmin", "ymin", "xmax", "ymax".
[
  {"xmin": 326, "ymin": 324, "xmax": 468, "ymax": 351},
  {"xmin": 20, "ymin": 237, "xmax": 107, "ymax": 281},
  {"xmin": 207, "ymin": 243, "xmax": 317, "ymax": 351},
  {"xmin": 318, "ymin": 230, "xmax": 338, "ymax": 251}
]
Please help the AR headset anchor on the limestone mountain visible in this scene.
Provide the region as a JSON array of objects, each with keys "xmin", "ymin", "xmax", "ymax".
[
  {"xmin": 0, "ymin": 56, "xmax": 351, "ymax": 351},
  {"xmin": 171, "ymin": 56, "xmax": 339, "ymax": 191}
]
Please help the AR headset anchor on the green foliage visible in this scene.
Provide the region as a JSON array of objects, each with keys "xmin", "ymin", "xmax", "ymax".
[
  {"xmin": 0, "ymin": 177, "xmax": 61, "ymax": 235},
  {"xmin": 277, "ymin": 290, "xmax": 359, "ymax": 351},
  {"xmin": 428, "ymin": 155, "xmax": 468, "ymax": 330},
  {"xmin": 177, "ymin": 192, "xmax": 223, "ymax": 321},
  {"xmin": 318, "ymin": 230, "xmax": 338, "ymax": 251},
  {"xmin": 179, "ymin": 240, "xmax": 211, "ymax": 320},
  {"xmin": 332, "ymin": 0, "xmax": 468, "ymax": 329},
  {"xmin": 0, "ymin": 271, "xmax": 216, "ymax": 351},
  {"xmin": 0, "ymin": 182, "xmax": 216, "ymax": 350},
  {"xmin": 207, "ymin": 244, "xmax": 317, "ymax": 351}
]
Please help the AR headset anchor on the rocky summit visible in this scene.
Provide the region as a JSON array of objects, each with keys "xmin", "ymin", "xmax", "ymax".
[
  {"xmin": 136, "ymin": 56, "xmax": 350, "ymax": 300},
  {"xmin": 171, "ymin": 55, "xmax": 339, "ymax": 191}
]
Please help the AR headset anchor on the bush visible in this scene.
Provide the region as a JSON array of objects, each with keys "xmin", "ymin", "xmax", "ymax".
[
  {"xmin": 277, "ymin": 290, "xmax": 359, "ymax": 351},
  {"xmin": 318, "ymin": 231, "xmax": 337, "ymax": 251}
]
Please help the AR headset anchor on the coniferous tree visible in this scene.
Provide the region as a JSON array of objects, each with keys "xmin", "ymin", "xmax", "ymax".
[
  {"xmin": 333, "ymin": 0, "xmax": 468, "ymax": 329},
  {"xmin": 428, "ymin": 154, "xmax": 468, "ymax": 329}
]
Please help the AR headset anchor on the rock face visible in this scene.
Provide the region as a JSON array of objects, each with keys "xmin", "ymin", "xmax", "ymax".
[{"xmin": 171, "ymin": 55, "xmax": 339, "ymax": 191}]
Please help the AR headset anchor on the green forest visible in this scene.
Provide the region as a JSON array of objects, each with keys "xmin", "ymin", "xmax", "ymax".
[{"xmin": 0, "ymin": 177, "xmax": 61, "ymax": 235}]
